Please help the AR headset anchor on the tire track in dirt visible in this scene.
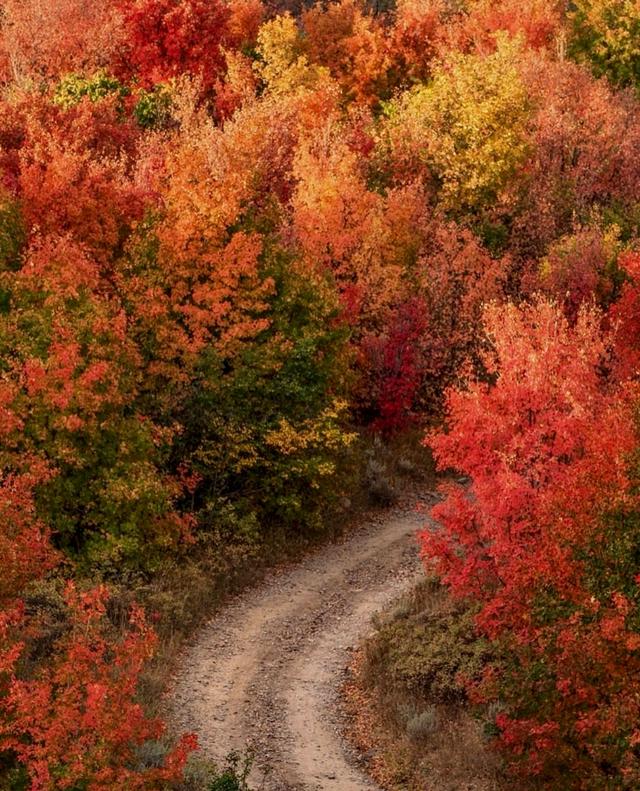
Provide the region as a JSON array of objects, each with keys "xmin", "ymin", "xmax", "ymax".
[{"xmin": 171, "ymin": 497, "xmax": 435, "ymax": 790}]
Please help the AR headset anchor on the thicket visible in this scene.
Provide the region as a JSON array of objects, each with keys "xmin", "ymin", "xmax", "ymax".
[{"xmin": 0, "ymin": 0, "xmax": 639, "ymax": 787}]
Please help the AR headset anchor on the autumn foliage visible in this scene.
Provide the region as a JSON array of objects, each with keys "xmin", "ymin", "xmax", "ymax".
[
  {"xmin": 424, "ymin": 295, "xmax": 640, "ymax": 786},
  {"xmin": 0, "ymin": 0, "xmax": 640, "ymax": 787}
]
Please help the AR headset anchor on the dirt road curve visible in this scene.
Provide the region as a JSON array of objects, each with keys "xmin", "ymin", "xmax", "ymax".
[{"xmin": 171, "ymin": 496, "xmax": 434, "ymax": 790}]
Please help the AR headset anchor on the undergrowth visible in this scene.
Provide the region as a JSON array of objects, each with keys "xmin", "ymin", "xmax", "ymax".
[{"xmin": 344, "ymin": 577, "xmax": 507, "ymax": 791}]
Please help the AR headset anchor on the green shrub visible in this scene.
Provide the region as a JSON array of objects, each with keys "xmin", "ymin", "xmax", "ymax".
[
  {"xmin": 53, "ymin": 71, "xmax": 129, "ymax": 108},
  {"xmin": 365, "ymin": 580, "xmax": 491, "ymax": 704},
  {"xmin": 134, "ymin": 86, "xmax": 173, "ymax": 129},
  {"xmin": 208, "ymin": 751, "xmax": 253, "ymax": 791},
  {"xmin": 0, "ymin": 196, "xmax": 25, "ymax": 273}
]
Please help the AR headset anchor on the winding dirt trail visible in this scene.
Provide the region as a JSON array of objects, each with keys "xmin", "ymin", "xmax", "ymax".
[{"xmin": 171, "ymin": 494, "xmax": 435, "ymax": 790}]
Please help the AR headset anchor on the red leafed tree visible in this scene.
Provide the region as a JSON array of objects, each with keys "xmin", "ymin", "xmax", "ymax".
[
  {"xmin": 1, "ymin": 585, "xmax": 196, "ymax": 791},
  {"xmin": 610, "ymin": 251, "xmax": 640, "ymax": 381},
  {"xmin": 0, "ymin": 453, "xmax": 196, "ymax": 787},
  {"xmin": 424, "ymin": 297, "xmax": 640, "ymax": 784},
  {"xmin": 118, "ymin": 0, "xmax": 231, "ymax": 92},
  {"xmin": 1, "ymin": 94, "xmax": 145, "ymax": 265},
  {"xmin": 424, "ymin": 299, "xmax": 608, "ymax": 607},
  {"xmin": 512, "ymin": 55, "xmax": 640, "ymax": 257},
  {"xmin": 0, "ymin": 465, "xmax": 57, "ymax": 605},
  {"xmin": 360, "ymin": 297, "xmax": 429, "ymax": 435},
  {"xmin": 460, "ymin": 0, "xmax": 563, "ymax": 53},
  {"xmin": 357, "ymin": 222, "xmax": 508, "ymax": 433},
  {"xmin": 0, "ymin": 395, "xmax": 195, "ymax": 791},
  {"xmin": 226, "ymin": 0, "xmax": 265, "ymax": 48},
  {"xmin": 0, "ymin": 443, "xmax": 194, "ymax": 788},
  {"xmin": 412, "ymin": 223, "xmax": 508, "ymax": 408},
  {"xmin": 485, "ymin": 386, "xmax": 640, "ymax": 784}
]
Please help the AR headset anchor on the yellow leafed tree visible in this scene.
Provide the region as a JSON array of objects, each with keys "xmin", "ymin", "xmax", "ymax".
[{"xmin": 384, "ymin": 36, "xmax": 530, "ymax": 214}]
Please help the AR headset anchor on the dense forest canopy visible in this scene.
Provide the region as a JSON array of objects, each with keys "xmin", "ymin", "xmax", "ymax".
[{"xmin": 1, "ymin": 0, "xmax": 640, "ymax": 788}]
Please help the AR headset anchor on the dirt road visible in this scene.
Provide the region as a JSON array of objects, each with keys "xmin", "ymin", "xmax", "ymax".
[{"xmin": 171, "ymin": 496, "xmax": 434, "ymax": 790}]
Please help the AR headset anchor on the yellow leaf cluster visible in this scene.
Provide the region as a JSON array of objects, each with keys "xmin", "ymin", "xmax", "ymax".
[
  {"xmin": 265, "ymin": 399, "xmax": 356, "ymax": 459},
  {"xmin": 254, "ymin": 14, "xmax": 330, "ymax": 96},
  {"xmin": 385, "ymin": 36, "xmax": 530, "ymax": 213}
]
